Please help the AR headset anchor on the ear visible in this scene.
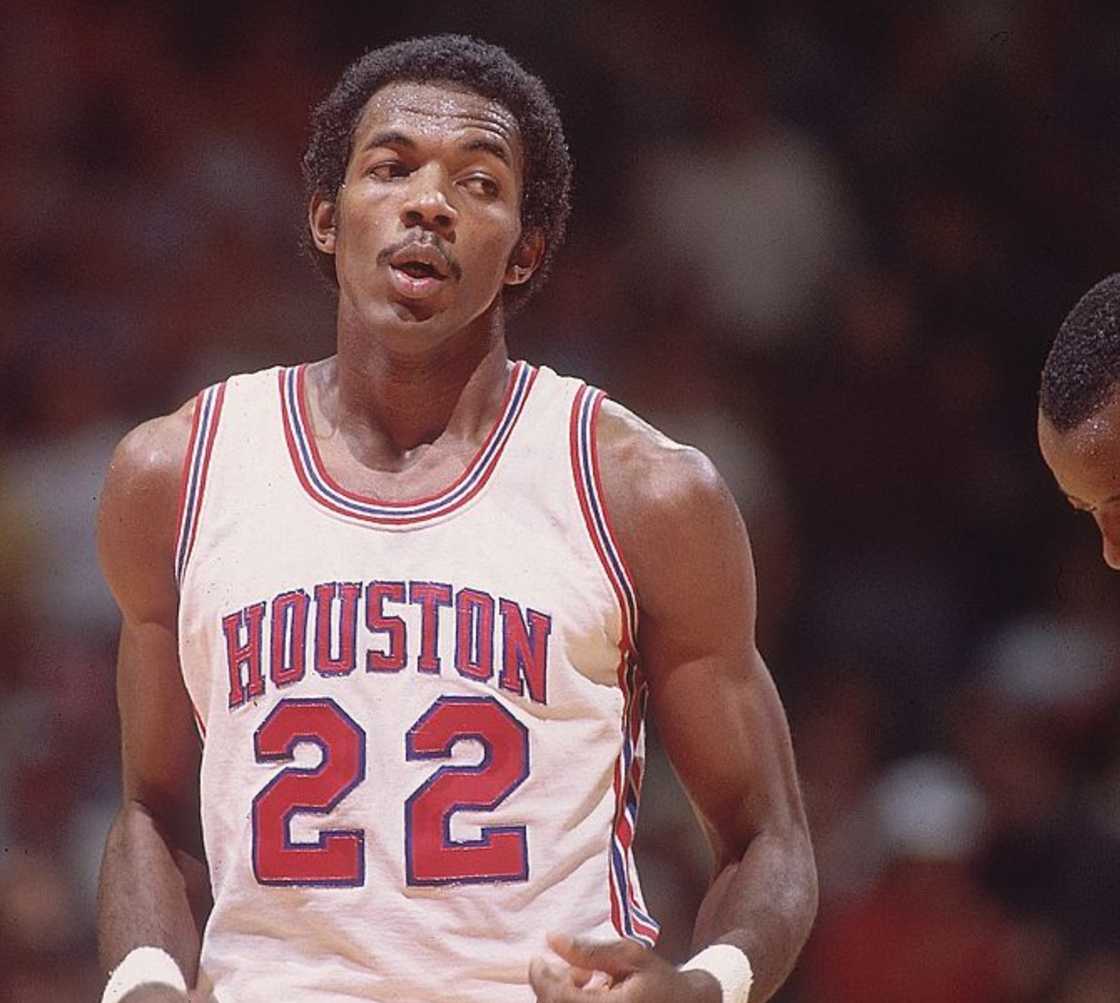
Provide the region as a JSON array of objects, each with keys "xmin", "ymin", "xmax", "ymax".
[
  {"xmin": 308, "ymin": 190, "xmax": 339, "ymax": 255},
  {"xmin": 504, "ymin": 230, "xmax": 545, "ymax": 287}
]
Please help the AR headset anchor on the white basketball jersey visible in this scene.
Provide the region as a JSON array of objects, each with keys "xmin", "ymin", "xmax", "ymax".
[{"xmin": 175, "ymin": 362, "xmax": 658, "ymax": 1003}]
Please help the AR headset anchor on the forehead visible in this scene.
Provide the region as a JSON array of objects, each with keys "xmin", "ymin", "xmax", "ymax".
[
  {"xmin": 1038, "ymin": 394, "xmax": 1120, "ymax": 500},
  {"xmin": 352, "ymin": 80, "xmax": 523, "ymax": 161}
]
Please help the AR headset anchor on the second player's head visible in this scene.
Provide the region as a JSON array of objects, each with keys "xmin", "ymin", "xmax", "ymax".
[
  {"xmin": 1038, "ymin": 273, "xmax": 1120, "ymax": 568},
  {"xmin": 302, "ymin": 34, "xmax": 572, "ymax": 328}
]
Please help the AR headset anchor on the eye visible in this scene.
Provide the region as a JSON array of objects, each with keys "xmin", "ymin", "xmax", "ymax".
[
  {"xmin": 462, "ymin": 174, "xmax": 500, "ymax": 198},
  {"xmin": 368, "ymin": 160, "xmax": 411, "ymax": 181}
]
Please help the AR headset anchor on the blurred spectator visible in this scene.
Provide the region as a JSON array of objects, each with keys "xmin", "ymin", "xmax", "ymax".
[
  {"xmin": 627, "ymin": 35, "xmax": 858, "ymax": 350},
  {"xmin": 6, "ymin": 2, "xmax": 1120, "ymax": 1000},
  {"xmin": 953, "ymin": 613, "xmax": 1120, "ymax": 962},
  {"xmin": 798, "ymin": 756, "xmax": 1043, "ymax": 1002},
  {"xmin": 1055, "ymin": 951, "xmax": 1120, "ymax": 1003}
]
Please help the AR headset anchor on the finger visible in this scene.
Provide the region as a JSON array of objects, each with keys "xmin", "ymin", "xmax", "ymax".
[
  {"xmin": 569, "ymin": 966, "xmax": 596, "ymax": 988},
  {"xmin": 546, "ymin": 934, "xmax": 649, "ymax": 978},
  {"xmin": 583, "ymin": 970, "xmax": 614, "ymax": 990},
  {"xmin": 529, "ymin": 957, "xmax": 572, "ymax": 989},
  {"xmin": 567, "ymin": 966, "xmax": 613, "ymax": 990},
  {"xmin": 529, "ymin": 957, "xmax": 585, "ymax": 1001}
]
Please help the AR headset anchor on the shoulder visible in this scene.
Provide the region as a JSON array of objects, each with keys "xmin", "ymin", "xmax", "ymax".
[
  {"xmin": 98, "ymin": 398, "xmax": 199, "ymax": 617},
  {"xmin": 103, "ymin": 398, "xmax": 198, "ymax": 506},
  {"xmin": 595, "ymin": 397, "xmax": 737, "ymax": 530},
  {"xmin": 594, "ymin": 398, "xmax": 754, "ymax": 617}
]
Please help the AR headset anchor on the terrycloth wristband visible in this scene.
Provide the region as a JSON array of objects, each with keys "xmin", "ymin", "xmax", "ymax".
[
  {"xmin": 680, "ymin": 944, "xmax": 753, "ymax": 1003},
  {"xmin": 101, "ymin": 946, "xmax": 189, "ymax": 1003}
]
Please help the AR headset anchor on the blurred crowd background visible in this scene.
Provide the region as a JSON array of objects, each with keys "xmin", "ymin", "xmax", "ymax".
[{"xmin": 4, "ymin": 1, "xmax": 1120, "ymax": 1000}]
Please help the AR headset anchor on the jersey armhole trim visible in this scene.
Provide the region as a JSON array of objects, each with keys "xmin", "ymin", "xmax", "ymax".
[
  {"xmin": 174, "ymin": 381, "xmax": 227, "ymax": 588},
  {"xmin": 569, "ymin": 385, "xmax": 639, "ymax": 651}
]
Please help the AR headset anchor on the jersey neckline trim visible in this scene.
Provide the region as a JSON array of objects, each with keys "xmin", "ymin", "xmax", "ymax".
[{"xmin": 278, "ymin": 361, "xmax": 537, "ymax": 526}]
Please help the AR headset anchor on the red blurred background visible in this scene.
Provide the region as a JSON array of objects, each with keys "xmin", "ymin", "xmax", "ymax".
[{"xmin": 4, "ymin": 2, "xmax": 1120, "ymax": 1000}]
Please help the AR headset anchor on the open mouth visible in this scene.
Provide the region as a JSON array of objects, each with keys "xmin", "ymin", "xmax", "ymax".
[
  {"xmin": 382, "ymin": 239, "xmax": 456, "ymax": 301},
  {"xmin": 388, "ymin": 242, "xmax": 451, "ymax": 279},
  {"xmin": 387, "ymin": 249, "xmax": 450, "ymax": 300},
  {"xmin": 395, "ymin": 260, "xmax": 443, "ymax": 280}
]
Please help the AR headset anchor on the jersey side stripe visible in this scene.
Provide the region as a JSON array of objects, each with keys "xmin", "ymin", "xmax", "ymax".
[
  {"xmin": 618, "ymin": 660, "xmax": 659, "ymax": 941},
  {"xmin": 569, "ymin": 385, "xmax": 659, "ymax": 948},
  {"xmin": 607, "ymin": 655, "xmax": 658, "ymax": 946},
  {"xmin": 174, "ymin": 382, "xmax": 226, "ymax": 587}
]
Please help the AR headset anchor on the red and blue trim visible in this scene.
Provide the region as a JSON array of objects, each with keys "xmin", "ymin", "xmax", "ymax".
[
  {"xmin": 174, "ymin": 382, "xmax": 226, "ymax": 588},
  {"xmin": 570, "ymin": 385, "xmax": 659, "ymax": 949},
  {"xmin": 279, "ymin": 362, "xmax": 537, "ymax": 527}
]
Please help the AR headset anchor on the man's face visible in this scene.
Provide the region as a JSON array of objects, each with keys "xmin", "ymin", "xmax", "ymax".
[
  {"xmin": 314, "ymin": 80, "xmax": 536, "ymax": 343},
  {"xmin": 1038, "ymin": 390, "xmax": 1120, "ymax": 569}
]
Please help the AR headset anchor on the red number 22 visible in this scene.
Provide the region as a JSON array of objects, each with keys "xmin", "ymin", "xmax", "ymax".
[{"xmin": 251, "ymin": 695, "xmax": 529, "ymax": 887}]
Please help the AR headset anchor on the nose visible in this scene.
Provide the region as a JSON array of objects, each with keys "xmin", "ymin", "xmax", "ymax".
[
  {"xmin": 400, "ymin": 167, "xmax": 457, "ymax": 236},
  {"xmin": 1094, "ymin": 514, "xmax": 1120, "ymax": 570}
]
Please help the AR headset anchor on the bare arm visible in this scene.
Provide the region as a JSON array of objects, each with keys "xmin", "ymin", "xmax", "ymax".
[
  {"xmin": 607, "ymin": 402, "xmax": 816, "ymax": 999},
  {"xmin": 96, "ymin": 400, "xmax": 212, "ymax": 999},
  {"xmin": 530, "ymin": 401, "xmax": 816, "ymax": 1003}
]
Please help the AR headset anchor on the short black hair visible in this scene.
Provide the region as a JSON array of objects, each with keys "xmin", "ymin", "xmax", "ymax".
[
  {"xmin": 302, "ymin": 34, "xmax": 572, "ymax": 314},
  {"xmin": 1041, "ymin": 273, "xmax": 1120, "ymax": 432}
]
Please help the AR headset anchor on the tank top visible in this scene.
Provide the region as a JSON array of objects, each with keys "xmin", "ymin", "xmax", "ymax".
[{"xmin": 175, "ymin": 361, "xmax": 658, "ymax": 1002}]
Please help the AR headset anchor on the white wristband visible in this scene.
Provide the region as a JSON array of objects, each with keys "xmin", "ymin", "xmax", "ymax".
[
  {"xmin": 680, "ymin": 944, "xmax": 753, "ymax": 1003},
  {"xmin": 101, "ymin": 946, "xmax": 189, "ymax": 1003}
]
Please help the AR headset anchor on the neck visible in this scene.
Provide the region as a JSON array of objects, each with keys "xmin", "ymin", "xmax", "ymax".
[{"xmin": 323, "ymin": 309, "xmax": 512, "ymax": 466}]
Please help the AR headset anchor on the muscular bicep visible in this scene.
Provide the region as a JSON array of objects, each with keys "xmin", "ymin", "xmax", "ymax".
[
  {"xmin": 593, "ymin": 406, "xmax": 805, "ymax": 866},
  {"xmin": 99, "ymin": 406, "xmax": 203, "ymax": 850},
  {"xmin": 643, "ymin": 492, "xmax": 801, "ymax": 861}
]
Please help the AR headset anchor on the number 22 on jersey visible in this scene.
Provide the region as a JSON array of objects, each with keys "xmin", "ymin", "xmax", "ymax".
[{"xmin": 251, "ymin": 695, "xmax": 530, "ymax": 887}]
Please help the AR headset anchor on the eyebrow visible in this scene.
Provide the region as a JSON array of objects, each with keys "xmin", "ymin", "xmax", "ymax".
[
  {"xmin": 361, "ymin": 130, "xmax": 416, "ymax": 153},
  {"xmin": 359, "ymin": 130, "xmax": 512, "ymax": 166},
  {"xmin": 461, "ymin": 136, "xmax": 512, "ymax": 166}
]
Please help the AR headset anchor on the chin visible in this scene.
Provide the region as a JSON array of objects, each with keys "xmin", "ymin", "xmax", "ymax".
[{"xmin": 389, "ymin": 299, "xmax": 440, "ymax": 324}]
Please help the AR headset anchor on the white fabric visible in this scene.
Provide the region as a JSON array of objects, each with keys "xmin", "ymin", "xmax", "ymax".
[
  {"xmin": 101, "ymin": 946, "xmax": 188, "ymax": 1003},
  {"xmin": 178, "ymin": 364, "xmax": 655, "ymax": 1002},
  {"xmin": 680, "ymin": 944, "xmax": 753, "ymax": 1003}
]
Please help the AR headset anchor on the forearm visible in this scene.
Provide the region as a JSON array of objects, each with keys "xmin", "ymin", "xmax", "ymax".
[
  {"xmin": 691, "ymin": 828, "xmax": 817, "ymax": 1003},
  {"xmin": 98, "ymin": 800, "xmax": 210, "ymax": 987}
]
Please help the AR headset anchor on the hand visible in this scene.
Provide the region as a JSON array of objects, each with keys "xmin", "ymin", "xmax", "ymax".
[{"xmin": 529, "ymin": 934, "xmax": 721, "ymax": 1002}]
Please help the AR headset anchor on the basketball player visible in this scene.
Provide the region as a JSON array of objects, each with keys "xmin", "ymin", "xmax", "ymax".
[
  {"xmin": 1038, "ymin": 273, "xmax": 1120, "ymax": 570},
  {"xmin": 95, "ymin": 35, "xmax": 817, "ymax": 1003}
]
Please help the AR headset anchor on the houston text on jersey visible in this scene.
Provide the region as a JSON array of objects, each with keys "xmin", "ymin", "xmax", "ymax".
[{"xmin": 220, "ymin": 579, "xmax": 553, "ymax": 710}]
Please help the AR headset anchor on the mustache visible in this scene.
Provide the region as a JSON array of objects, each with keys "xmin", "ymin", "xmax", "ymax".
[{"xmin": 376, "ymin": 232, "xmax": 461, "ymax": 281}]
